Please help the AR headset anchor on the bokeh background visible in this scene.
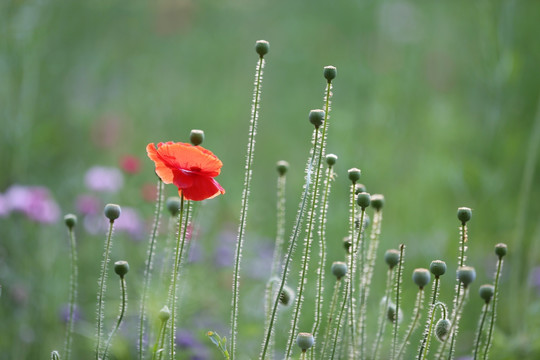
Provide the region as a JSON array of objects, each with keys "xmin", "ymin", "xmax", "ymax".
[{"xmin": 1, "ymin": 0, "xmax": 540, "ymax": 359}]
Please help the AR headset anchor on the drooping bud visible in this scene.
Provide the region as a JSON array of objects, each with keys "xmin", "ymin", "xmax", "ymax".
[
  {"xmin": 64, "ymin": 214, "xmax": 77, "ymax": 229},
  {"xmin": 276, "ymin": 160, "xmax": 289, "ymax": 176},
  {"xmin": 189, "ymin": 129, "xmax": 204, "ymax": 146},
  {"xmin": 435, "ymin": 318, "xmax": 451, "ymax": 342},
  {"xmin": 166, "ymin": 197, "xmax": 181, "ymax": 217},
  {"xmin": 279, "ymin": 285, "xmax": 295, "ymax": 307},
  {"xmin": 343, "ymin": 236, "xmax": 352, "ymax": 254}
]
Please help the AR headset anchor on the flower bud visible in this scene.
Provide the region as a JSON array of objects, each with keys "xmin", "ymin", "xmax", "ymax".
[
  {"xmin": 64, "ymin": 214, "xmax": 77, "ymax": 229},
  {"xmin": 114, "ymin": 260, "xmax": 129, "ymax": 277},
  {"xmin": 386, "ymin": 302, "xmax": 402, "ymax": 323},
  {"xmin": 457, "ymin": 207, "xmax": 472, "ymax": 224},
  {"xmin": 479, "ymin": 284, "xmax": 495, "ymax": 303},
  {"xmin": 166, "ymin": 197, "xmax": 182, "ymax": 217},
  {"xmin": 323, "ymin": 66, "xmax": 337, "ymax": 82},
  {"xmin": 331, "ymin": 261, "xmax": 347, "ymax": 280},
  {"xmin": 356, "ymin": 192, "xmax": 371, "ymax": 209},
  {"xmin": 347, "ymin": 168, "xmax": 361, "ymax": 184},
  {"xmin": 495, "ymin": 243, "xmax": 507, "ymax": 259},
  {"xmin": 430, "ymin": 260, "xmax": 447, "ymax": 277},
  {"xmin": 457, "ymin": 266, "xmax": 476, "ymax": 288},
  {"xmin": 412, "ymin": 268, "xmax": 431, "ymax": 289},
  {"xmin": 189, "ymin": 129, "xmax": 204, "ymax": 146},
  {"xmin": 51, "ymin": 351, "xmax": 60, "ymax": 360},
  {"xmin": 104, "ymin": 204, "xmax": 121, "ymax": 221},
  {"xmin": 159, "ymin": 305, "xmax": 171, "ymax": 321},
  {"xmin": 370, "ymin": 194, "xmax": 384, "ymax": 211},
  {"xmin": 255, "ymin": 40, "xmax": 270, "ymax": 57},
  {"xmin": 276, "ymin": 160, "xmax": 289, "ymax": 176},
  {"xmin": 309, "ymin": 109, "xmax": 325, "ymax": 129},
  {"xmin": 326, "ymin": 154, "xmax": 338, "ymax": 167},
  {"xmin": 296, "ymin": 332, "xmax": 314, "ymax": 352},
  {"xmin": 384, "ymin": 249, "xmax": 400, "ymax": 269},
  {"xmin": 279, "ymin": 285, "xmax": 295, "ymax": 307},
  {"xmin": 343, "ymin": 236, "xmax": 352, "ymax": 254},
  {"xmin": 435, "ymin": 318, "xmax": 451, "ymax": 342}
]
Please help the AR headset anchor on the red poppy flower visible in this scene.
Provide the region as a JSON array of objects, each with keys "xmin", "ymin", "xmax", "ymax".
[{"xmin": 146, "ymin": 142, "xmax": 225, "ymax": 201}]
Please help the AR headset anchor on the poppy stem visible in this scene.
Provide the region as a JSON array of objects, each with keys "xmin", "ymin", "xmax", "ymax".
[
  {"xmin": 139, "ymin": 179, "xmax": 164, "ymax": 360},
  {"xmin": 103, "ymin": 273, "xmax": 128, "ymax": 359},
  {"xmin": 168, "ymin": 195, "xmax": 190, "ymax": 360},
  {"xmin": 63, "ymin": 219, "xmax": 78, "ymax": 360}
]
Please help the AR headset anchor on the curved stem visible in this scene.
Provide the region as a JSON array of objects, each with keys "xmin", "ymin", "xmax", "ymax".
[
  {"xmin": 139, "ymin": 180, "xmax": 164, "ymax": 360},
  {"xmin": 103, "ymin": 276, "xmax": 128, "ymax": 359},
  {"xmin": 418, "ymin": 276, "xmax": 440, "ymax": 360},
  {"xmin": 473, "ymin": 301, "xmax": 490, "ymax": 360},
  {"xmin": 154, "ymin": 316, "xmax": 170, "ymax": 360},
  {"xmin": 373, "ymin": 267, "xmax": 394, "ymax": 359},
  {"xmin": 483, "ymin": 257, "xmax": 504, "ymax": 360},
  {"xmin": 421, "ymin": 302, "xmax": 446, "ymax": 360},
  {"xmin": 330, "ymin": 284, "xmax": 349, "ymax": 360}
]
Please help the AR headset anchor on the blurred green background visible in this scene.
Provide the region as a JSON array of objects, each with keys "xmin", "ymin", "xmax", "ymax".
[{"xmin": 1, "ymin": 0, "xmax": 540, "ymax": 359}]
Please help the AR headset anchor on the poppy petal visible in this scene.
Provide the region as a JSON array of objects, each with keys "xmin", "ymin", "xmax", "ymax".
[
  {"xmin": 180, "ymin": 174, "xmax": 225, "ymax": 201},
  {"xmin": 146, "ymin": 143, "xmax": 175, "ymax": 183},
  {"xmin": 156, "ymin": 143, "xmax": 222, "ymax": 177}
]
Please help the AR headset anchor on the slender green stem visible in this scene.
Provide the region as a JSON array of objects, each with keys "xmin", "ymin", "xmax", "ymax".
[
  {"xmin": 95, "ymin": 221, "xmax": 115, "ymax": 360},
  {"xmin": 321, "ymin": 279, "xmax": 342, "ymax": 359},
  {"xmin": 312, "ymin": 166, "xmax": 334, "ymax": 348},
  {"xmin": 331, "ymin": 284, "xmax": 349, "ymax": 360},
  {"xmin": 439, "ymin": 287, "xmax": 469, "ymax": 360},
  {"xmin": 168, "ymin": 196, "xmax": 187, "ymax": 360},
  {"xmin": 397, "ymin": 289, "xmax": 424, "ymax": 359},
  {"xmin": 103, "ymin": 275, "xmax": 128, "ymax": 359},
  {"xmin": 154, "ymin": 316, "xmax": 169, "ymax": 360},
  {"xmin": 420, "ymin": 301, "xmax": 446, "ymax": 360},
  {"xmin": 473, "ymin": 301, "xmax": 490, "ymax": 360},
  {"xmin": 483, "ymin": 257, "xmax": 504, "ymax": 360},
  {"xmin": 346, "ymin": 184, "xmax": 357, "ymax": 358},
  {"xmin": 373, "ymin": 267, "xmax": 394, "ymax": 359},
  {"xmin": 392, "ymin": 245, "xmax": 405, "ymax": 360},
  {"xmin": 285, "ymin": 128, "xmax": 324, "ymax": 359},
  {"xmin": 260, "ymin": 128, "xmax": 320, "ymax": 360},
  {"xmin": 139, "ymin": 180, "xmax": 164, "ymax": 360},
  {"xmin": 231, "ymin": 52, "xmax": 266, "ymax": 360},
  {"xmin": 418, "ymin": 276, "xmax": 440, "ymax": 359},
  {"xmin": 64, "ymin": 225, "xmax": 78, "ymax": 360}
]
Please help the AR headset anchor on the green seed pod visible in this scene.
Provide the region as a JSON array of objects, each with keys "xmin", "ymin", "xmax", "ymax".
[
  {"xmin": 355, "ymin": 183, "xmax": 367, "ymax": 194},
  {"xmin": 457, "ymin": 207, "xmax": 472, "ymax": 224},
  {"xmin": 255, "ymin": 40, "xmax": 270, "ymax": 57},
  {"xmin": 276, "ymin": 160, "xmax": 289, "ymax": 176},
  {"xmin": 331, "ymin": 261, "xmax": 348, "ymax": 280},
  {"xmin": 326, "ymin": 154, "xmax": 338, "ymax": 167},
  {"xmin": 64, "ymin": 214, "xmax": 77, "ymax": 229},
  {"xmin": 189, "ymin": 129, "xmax": 204, "ymax": 146},
  {"xmin": 384, "ymin": 249, "xmax": 400, "ymax": 269},
  {"xmin": 104, "ymin": 204, "xmax": 121, "ymax": 221},
  {"xmin": 430, "ymin": 260, "xmax": 447, "ymax": 277},
  {"xmin": 457, "ymin": 266, "xmax": 476, "ymax": 288},
  {"xmin": 309, "ymin": 109, "xmax": 325, "ymax": 129},
  {"xmin": 435, "ymin": 318, "xmax": 451, "ymax": 342},
  {"xmin": 412, "ymin": 268, "xmax": 431, "ymax": 289},
  {"xmin": 114, "ymin": 260, "xmax": 129, "ymax": 277},
  {"xmin": 370, "ymin": 194, "xmax": 385, "ymax": 211},
  {"xmin": 356, "ymin": 192, "xmax": 371, "ymax": 209},
  {"xmin": 323, "ymin": 66, "xmax": 337, "ymax": 82},
  {"xmin": 479, "ymin": 284, "xmax": 495, "ymax": 303},
  {"xmin": 166, "ymin": 197, "xmax": 182, "ymax": 217},
  {"xmin": 296, "ymin": 332, "xmax": 314, "ymax": 352},
  {"xmin": 495, "ymin": 243, "xmax": 507, "ymax": 258},
  {"xmin": 279, "ymin": 285, "xmax": 295, "ymax": 307},
  {"xmin": 347, "ymin": 168, "xmax": 361, "ymax": 184},
  {"xmin": 158, "ymin": 305, "xmax": 171, "ymax": 321}
]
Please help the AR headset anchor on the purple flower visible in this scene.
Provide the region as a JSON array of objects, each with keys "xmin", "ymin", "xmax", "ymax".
[
  {"xmin": 75, "ymin": 194, "xmax": 101, "ymax": 215},
  {"xmin": 84, "ymin": 166, "xmax": 124, "ymax": 192},
  {"xmin": 59, "ymin": 304, "xmax": 81, "ymax": 324},
  {"xmin": 0, "ymin": 193, "xmax": 9, "ymax": 217},
  {"xmin": 4, "ymin": 185, "xmax": 60, "ymax": 223},
  {"xmin": 175, "ymin": 330, "xmax": 210, "ymax": 360},
  {"xmin": 114, "ymin": 207, "xmax": 145, "ymax": 240},
  {"xmin": 530, "ymin": 267, "xmax": 540, "ymax": 294}
]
